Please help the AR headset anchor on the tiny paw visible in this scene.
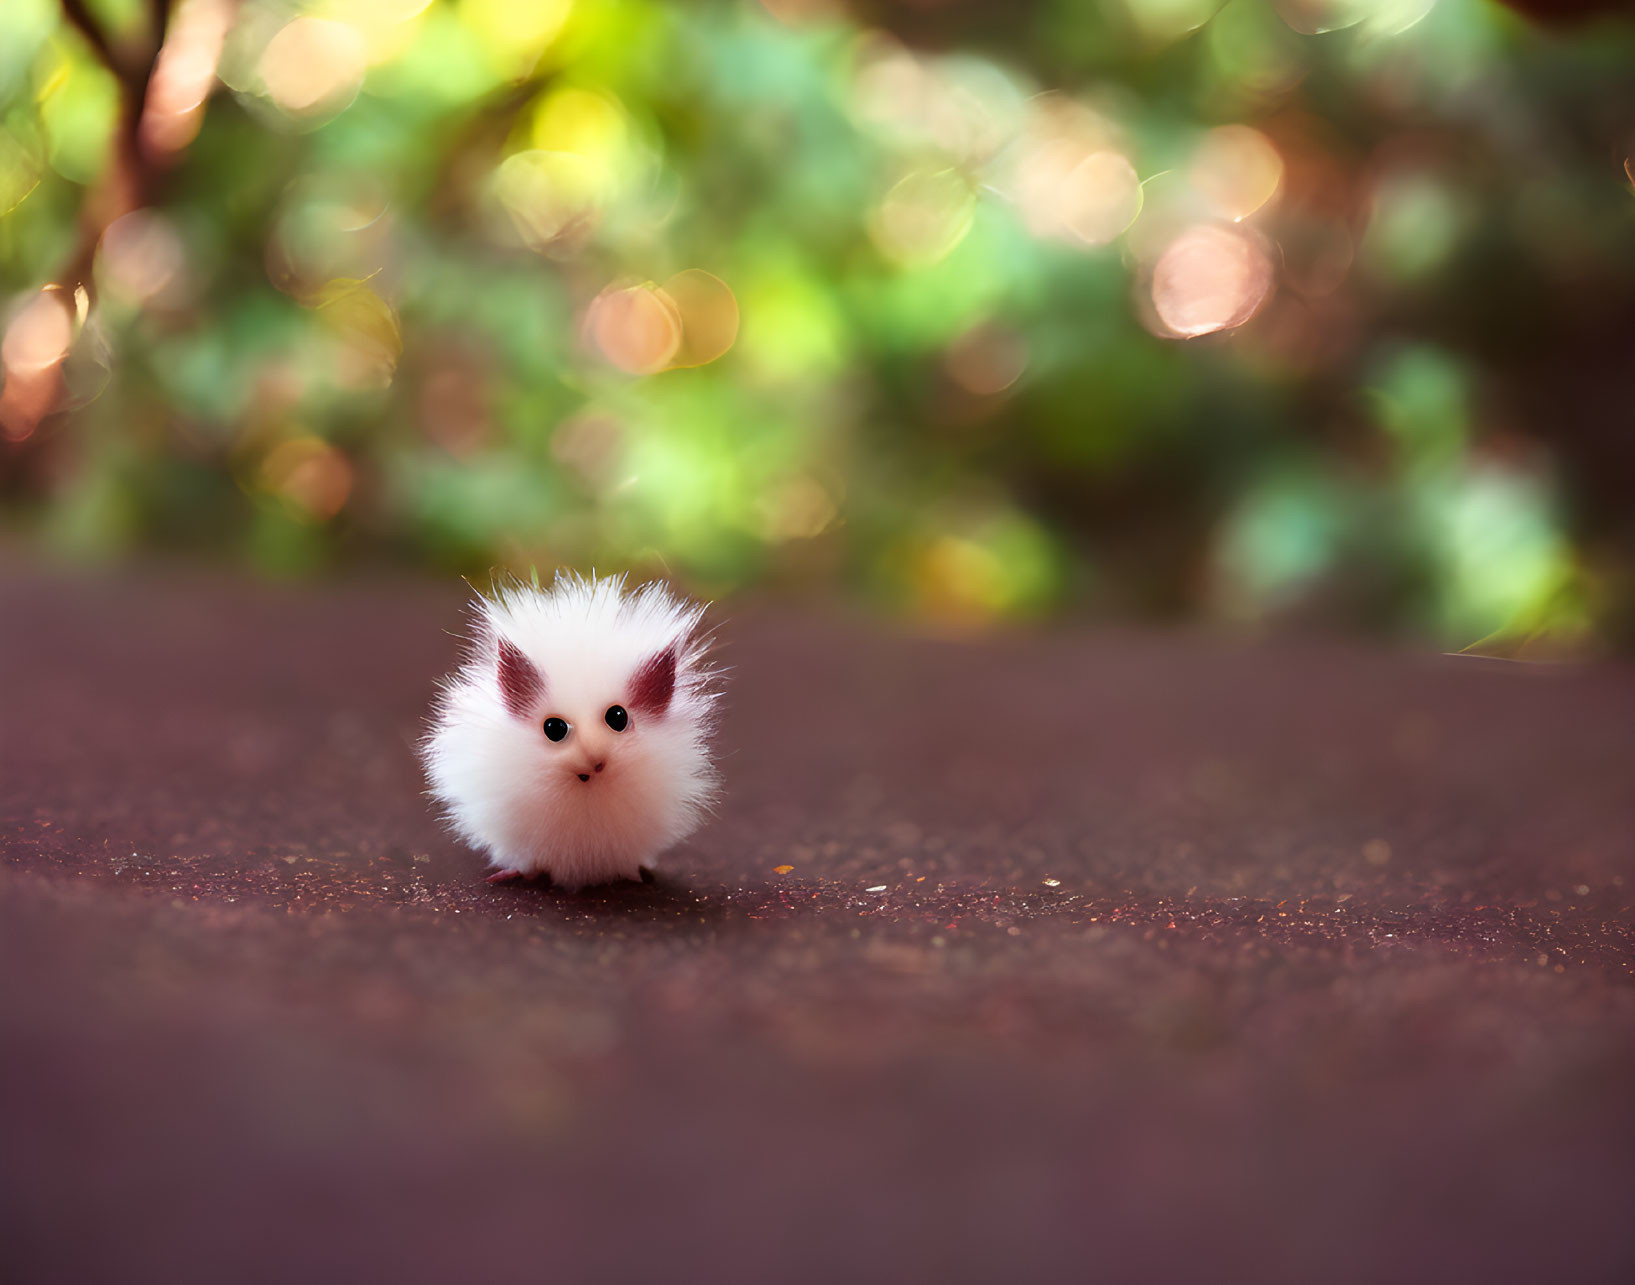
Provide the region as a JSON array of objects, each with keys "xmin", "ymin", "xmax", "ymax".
[{"xmin": 485, "ymin": 868, "xmax": 550, "ymax": 886}]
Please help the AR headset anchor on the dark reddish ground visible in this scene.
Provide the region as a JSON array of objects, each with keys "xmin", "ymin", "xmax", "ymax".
[{"xmin": 2, "ymin": 560, "xmax": 1632, "ymax": 1283}]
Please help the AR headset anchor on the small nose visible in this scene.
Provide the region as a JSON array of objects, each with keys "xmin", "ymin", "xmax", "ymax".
[{"xmin": 576, "ymin": 761, "xmax": 606, "ymax": 783}]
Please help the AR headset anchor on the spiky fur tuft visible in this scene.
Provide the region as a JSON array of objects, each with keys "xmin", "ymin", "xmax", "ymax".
[{"xmin": 421, "ymin": 573, "xmax": 722, "ymax": 888}]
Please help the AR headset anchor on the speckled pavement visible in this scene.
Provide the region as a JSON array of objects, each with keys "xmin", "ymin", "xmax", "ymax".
[{"xmin": 2, "ymin": 561, "xmax": 1632, "ymax": 1283}]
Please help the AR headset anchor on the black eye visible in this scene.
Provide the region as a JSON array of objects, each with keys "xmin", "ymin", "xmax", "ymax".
[
  {"xmin": 604, "ymin": 704, "xmax": 629, "ymax": 732},
  {"xmin": 542, "ymin": 717, "xmax": 569, "ymax": 742}
]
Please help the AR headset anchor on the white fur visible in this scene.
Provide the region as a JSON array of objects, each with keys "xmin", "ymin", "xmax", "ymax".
[{"xmin": 421, "ymin": 573, "xmax": 722, "ymax": 888}]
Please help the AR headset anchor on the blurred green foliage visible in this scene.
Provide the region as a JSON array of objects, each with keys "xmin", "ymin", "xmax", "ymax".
[{"xmin": 2, "ymin": 0, "xmax": 1633, "ymax": 648}]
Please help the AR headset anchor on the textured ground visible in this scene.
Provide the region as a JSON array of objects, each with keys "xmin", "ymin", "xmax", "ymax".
[{"xmin": 2, "ymin": 560, "xmax": 1633, "ymax": 1283}]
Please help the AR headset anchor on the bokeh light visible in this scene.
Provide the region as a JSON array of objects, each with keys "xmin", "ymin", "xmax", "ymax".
[
  {"xmin": 1125, "ymin": 0, "xmax": 1226, "ymax": 44},
  {"xmin": 3, "ymin": 290, "xmax": 74, "ymax": 370},
  {"xmin": 0, "ymin": 0, "xmax": 1626, "ymax": 650},
  {"xmin": 869, "ymin": 169, "xmax": 976, "ymax": 268},
  {"xmin": 1427, "ymin": 460, "xmax": 1582, "ymax": 643},
  {"xmin": 1363, "ymin": 170, "xmax": 1461, "ymax": 281},
  {"xmin": 326, "ymin": 0, "xmax": 436, "ymax": 65},
  {"xmin": 528, "ymin": 86, "xmax": 635, "ymax": 196},
  {"xmin": 586, "ymin": 284, "xmax": 683, "ymax": 376},
  {"xmin": 267, "ymin": 179, "xmax": 394, "ymax": 300},
  {"xmin": 1, "ymin": 288, "xmax": 74, "ymax": 440},
  {"xmin": 1211, "ymin": 469, "xmax": 1344, "ymax": 620},
  {"xmin": 1058, "ymin": 151, "xmax": 1144, "ymax": 246},
  {"xmin": 1009, "ymin": 96, "xmax": 1141, "ymax": 247},
  {"xmin": 900, "ymin": 509, "xmax": 1060, "ymax": 623},
  {"xmin": 1190, "ymin": 125, "xmax": 1284, "ymax": 222},
  {"xmin": 458, "ymin": 0, "xmax": 572, "ymax": 75},
  {"xmin": 99, "ymin": 211, "xmax": 188, "ymax": 308},
  {"xmin": 945, "ymin": 324, "xmax": 1028, "ymax": 396},
  {"xmin": 1150, "ymin": 224, "xmax": 1274, "ymax": 338},
  {"xmin": 490, "ymin": 150, "xmax": 598, "ymax": 252},
  {"xmin": 257, "ymin": 18, "xmax": 367, "ymax": 119},
  {"xmin": 1273, "ymin": 0, "xmax": 1370, "ymax": 35},
  {"xmin": 1207, "ymin": 2, "xmax": 1306, "ymax": 97},
  {"xmin": 582, "ymin": 272, "xmax": 738, "ymax": 376},
  {"xmin": 664, "ymin": 271, "xmax": 739, "ymax": 369},
  {"xmin": 756, "ymin": 475, "xmax": 837, "ymax": 542},
  {"xmin": 850, "ymin": 38, "xmax": 1022, "ymax": 168},
  {"xmin": 312, "ymin": 280, "xmax": 402, "ymax": 390},
  {"xmin": 258, "ymin": 436, "xmax": 354, "ymax": 520}
]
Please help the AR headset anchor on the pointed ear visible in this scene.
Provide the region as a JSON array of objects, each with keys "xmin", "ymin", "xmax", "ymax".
[
  {"xmin": 628, "ymin": 643, "xmax": 677, "ymax": 718},
  {"xmin": 497, "ymin": 637, "xmax": 546, "ymax": 719}
]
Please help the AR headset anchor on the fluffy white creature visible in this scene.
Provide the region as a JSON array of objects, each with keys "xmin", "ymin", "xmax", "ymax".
[{"xmin": 421, "ymin": 573, "xmax": 722, "ymax": 888}]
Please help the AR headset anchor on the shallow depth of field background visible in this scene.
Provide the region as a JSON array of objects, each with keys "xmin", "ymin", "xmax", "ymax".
[{"xmin": 2, "ymin": 0, "xmax": 1633, "ymax": 648}]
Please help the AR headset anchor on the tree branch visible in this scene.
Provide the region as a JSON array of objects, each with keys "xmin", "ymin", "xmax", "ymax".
[
  {"xmin": 58, "ymin": 0, "xmax": 127, "ymax": 77},
  {"xmin": 2, "ymin": 0, "xmax": 180, "ymax": 441},
  {"xmin": 51, "ymin": 0, "xmax": 176, "ymax": 296}
]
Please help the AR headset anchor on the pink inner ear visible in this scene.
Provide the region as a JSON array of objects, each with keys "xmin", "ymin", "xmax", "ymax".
[
  {"xmin": 497, "ymin": 637, "xmax": 545, "ymax": 719},
  {"xmin": 629, "ymin": 644, "xmax": 677, "ymax": 717}
]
